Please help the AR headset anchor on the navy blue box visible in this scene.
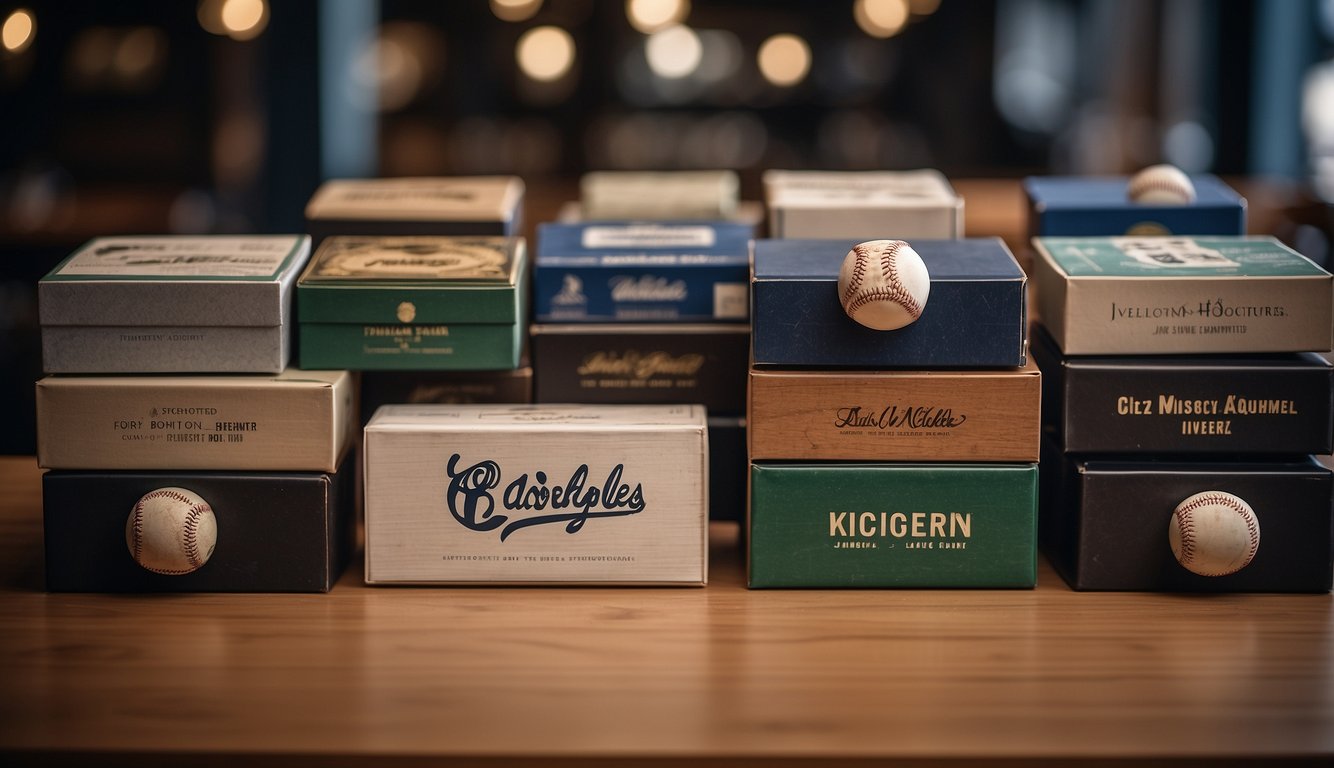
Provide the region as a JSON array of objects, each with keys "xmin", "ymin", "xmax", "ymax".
[
  {"xmin": 1040, "ymin": 439, "xmax": 1333, "ymax": 592},
  {"xmin": 751, "ymin": 238, "xmax": 1027, "ymax": 368},
  {"xmin": 1032, "ymin": 325, "xmax": 1334, "ymax": 455},
  {"xmin": 1025, "ymin": 175, "xmax": 1246, "ymax": 237},
  {"xmin": 534, "ymin": 222, "xmax": 752, "ymax": 323}
]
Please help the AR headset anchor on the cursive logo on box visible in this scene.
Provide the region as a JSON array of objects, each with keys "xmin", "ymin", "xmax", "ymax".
[
  {"xmin": 445, "ymin": 454, "xmax": 646, "ymax": 541},
  {"xmin": 610, "ymin": 275, "xmax": 688, "ymax": 302},
  {"xmin": 833, "ymin": 405, "xmax": 967, "ymax": 431}
]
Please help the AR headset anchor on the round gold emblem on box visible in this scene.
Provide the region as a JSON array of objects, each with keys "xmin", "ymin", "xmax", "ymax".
[{"xmin": 397, "ymin": 301, "xmax": 416, "ymax": 323}]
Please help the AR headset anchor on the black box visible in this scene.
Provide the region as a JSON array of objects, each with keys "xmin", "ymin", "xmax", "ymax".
[
  {"xmin": 1033, "ymin": 325, "xmax": 1334, "ymax": 455},
  {"xmin": 709, "ymin": 415, "xmax": 745, "ymax": 522},
  {"xmin": 359, "ymin": 366, "xmax": 533, "ymax": 425},
  {"xmin": 1040, "ymin": 438, "xmax": 1333, "ymax": 592},
  {"xmin": 43, "ymin": 451, "xmax": 356, "ymax": 592},
  {"xmin": 532, "ymin": 323, "xmax": 748, "ymax": 413}
]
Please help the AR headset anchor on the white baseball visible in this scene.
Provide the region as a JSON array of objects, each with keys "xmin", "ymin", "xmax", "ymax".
[
  {"xmin": 125, "ymin": 487, "xmax": 218, "ymax": 576},
  {"xmin": 837, "ymin": 239, "xmax": 930, "ymax": 331},
  {"xmin": 1127, "ymin": 164, "xmax": 1197, "ymax": 204},
  {"xmin": 1168, "ymin": 490, "xmax": 1260, "ymax": 577}
]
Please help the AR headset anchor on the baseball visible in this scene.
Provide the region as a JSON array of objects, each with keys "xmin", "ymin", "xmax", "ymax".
[
  {"xmin": 1168, "ymin": 490, "xmax": 1260, "ymax": 577},
  {"xmin": 837, "ymin": 239, "xmax": 930, "ymax": 331},
  {"xmin": 125, "ymin": 487, "xmax": 218, "ymax": 576},
  {"xmin": 1127, "ymin": 164, "xmax": 1196, "ymax": 204}
]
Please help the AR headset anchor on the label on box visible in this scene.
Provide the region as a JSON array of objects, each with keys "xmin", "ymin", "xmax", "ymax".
[
  {"xmin": 1047, "ymin": 237, "xmax": 1325, "ymax": 277},
  {"xmin": 766, "ymin": 170, "xmax": 959, "ymax": 207},
  {"xmin": 364, "ymin": 404, "xmax": 707, "ymax": 584},
  {"xmin": 749, "ymin": 361, "xmax": 1041, "ymax": 461},
  {"xmin": 749, "ymin": 462, "xmax": 1037, "ymax": 588},
  {"xmin": 304, "ymin": 237, "xmax": 512, "ymax": 280},
  {"xmin": 50, "ymin": 236, "xmax": 303, "ymax": 279},
  {"xmin": 582, "ymin": 225, "xmax": 716, "ymax": 249}
]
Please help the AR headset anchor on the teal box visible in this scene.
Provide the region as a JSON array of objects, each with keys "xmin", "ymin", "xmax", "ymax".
[
  {"xmin": 1025, "ymin": 175, "xmax": 1246, "ymax": 237},
  {"xmin": 749, "ymin": 462, "xmax": 1038, "ymax": 588},
  {"xmin": 297, "ymin": 236, "xmax": 526, "ymax": 371}
]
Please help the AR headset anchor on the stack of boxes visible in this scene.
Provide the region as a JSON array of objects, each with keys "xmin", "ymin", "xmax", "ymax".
[
  {"xmin": 747, "ymin": 170, "xmax": 1041, "ymax": 588},
  {"xmin": 36, "ymin": 235, "xmax": 357, "ymax": 592},
  {"xmin": 302, "ymin": 176, "xmax": 534, "ymax": 416},
  {"xmin": 1027, "ymin": 171, "xmax": 1334, "ymax": 591},
  {"xmin": 530, "ymin": 181, "xmax": 754, "ymax": 522}
]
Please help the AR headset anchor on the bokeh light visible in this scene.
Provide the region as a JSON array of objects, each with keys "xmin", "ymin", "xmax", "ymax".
[
  {"xmin": 646, "ymin": 24, "xmax": 702, "ymax": 79},
  {"xmin": 2, "ymin": 8, "xmax": 35, "ymax": 54},
  {"xmin": 490, "ymin": 0, "xmax": 543, "ymax": 23},
  {"xmin": 758, "ymin": 34, "xmax": 811, "ymax": 87},
  {"xmin": 854, "ymin": 0, "xmax": 910, "ymax": 39},
  {"xmin": 516, "ymin": 25, "xmax": 575, "ymax": 82},
  {"xmin": 627, "ymin": 0, "xmax": 689, "ymax": 34}
]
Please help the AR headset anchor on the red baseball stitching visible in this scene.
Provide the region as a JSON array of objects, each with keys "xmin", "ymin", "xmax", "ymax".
[
  {"xmin": 130, "ymin": 501, "xmax": 145, "ymax": 564},
  {"xmin": 1128, "ymin": 175, "xmax": 1192, "ymax": 201},
  {"xmin": 842, "ymin": 242, "xmax": 874, "ymax": 305},
  {"xmin": 183, "ymin": 504, "xmax": 208, "ymax": 570}
]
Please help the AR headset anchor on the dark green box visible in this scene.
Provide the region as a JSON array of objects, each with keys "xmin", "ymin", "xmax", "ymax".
[
  {"xmin": 749, "ymin": 462, "xmax": 1037, "ymax": 588},
  {"xmin": 297, "ymin": 236, "xmax": 526, "ymax": 371}
]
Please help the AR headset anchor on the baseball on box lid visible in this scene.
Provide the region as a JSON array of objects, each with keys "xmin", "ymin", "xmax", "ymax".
[{"xmin": 1025, "ymin": 168, "xmax": 1246, "ymax": 238}]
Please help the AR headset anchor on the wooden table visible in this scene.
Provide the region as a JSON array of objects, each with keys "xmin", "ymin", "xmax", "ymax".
[{"xmin": 1, "ymin": 455, "xmax": 1330, "ymax": 766}]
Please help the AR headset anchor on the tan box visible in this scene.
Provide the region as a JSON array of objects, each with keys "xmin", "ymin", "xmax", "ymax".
[{"xmin": 748, "ymin": 360, "xmax": 1040, "ymax": 462}]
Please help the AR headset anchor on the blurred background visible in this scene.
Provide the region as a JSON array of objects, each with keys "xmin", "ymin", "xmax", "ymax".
[{"xmin": 1, "ymin": 0, "xmax": 1333, "ymax": 453}]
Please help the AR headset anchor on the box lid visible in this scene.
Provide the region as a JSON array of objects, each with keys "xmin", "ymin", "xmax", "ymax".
[
  {"xmin": 39, "ymin": 235, "xmax": 308, "ymax": 327},
  {"xmin": 1033, "ymin": 236, "xmax": 1330, "ymax": 279},
  {"xmin": 305, "ymin": 176, "xmax": 523, "ymax": 223},
  {"xmin": 753, "ymin": 238, "xmax": 1025, "ymax": 282},
  {"xmin": 1025, "ymin": 175, "xmax": 1243, "ymax": 210},
  {"xmin": 763, "ymin": 169, "xmax": 961, "ymax": 209},
  {"xmin": 297, "ymin": 236, "xmax": 525, "ymax": 323},
  {"xmin": 536, "ymin": 222, "xmax": 752, "ymax": 266},
  {"xmin": 580, "ymin": 170, "xmax": 739, "ymax": 220},
  {"xmin": 366, "ymin": 403, "xmax": 706, "ymax": 432}
]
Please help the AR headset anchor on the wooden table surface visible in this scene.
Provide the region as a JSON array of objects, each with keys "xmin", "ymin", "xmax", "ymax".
[{"xmin": 1, "ymin": 457, "xmax": 1331, "ymax": 766}]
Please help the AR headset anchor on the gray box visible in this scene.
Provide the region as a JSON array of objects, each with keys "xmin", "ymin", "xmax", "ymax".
[{"xmin": 39, "ymin": 236, "xmax": 310, "ymax": 374}]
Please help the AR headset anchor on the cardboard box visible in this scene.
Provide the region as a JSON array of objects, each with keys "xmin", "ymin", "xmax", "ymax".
[
  {"xmin": 749, "ymin": 462, "xmax": 1038, "ymax": 588},
  {"xmin": 749, "ymin": 359, "xmax": 1041, "ymax": 462},
  {"xmin": 296, "ymin": 236, "xmax": 526, "ymax": 371},
  {"xmin": 43, "ymin": 450, "xmax": 356, "ymax": 592},
  {"xmin": 1041, "ymin": 440, "xmax": 1333, "ymax": 592},
  {"xmin": 305, "ymin": 176, "xmax": 523, "ymax": 244},
  {"xmin": 1025, "ymin": 175, "xmax": 1246, "ymax": 237},
  {"xmin": 1033, "ymin": 236, "xmax": 1334, "ymax": 355},
  {"xmin": 533, "ymin": 222, "xmax": 752, "ymax": 323},
  {"xmin": 1031, "ymin": 325, "xmax": 1333, "ymax": 455},
  {"xmin": 580, "ymin": 170, "xmax": 740, "ymax": 220},
  {"xmin": 531, "ymin": 323, "xmax": 748, "ymax": 412},
  {"xmin": 763, "ymin": 169, "xmax": 964, "ymax": 240},
  {"xmin": 39, "ymin": 235, "xmax": 309, "ymax": 374},
  {"xmin": 751, "ymin": 238, "xmax": 1027, "ymax": 368},
  {"xmin": 36, "ymin": 369, "xmax": 355, "ymax": 471},
  {"xmin": 359, "ymin": 367, "xmax": 533, "ymax": 425},
  {"xmin": 708, "ymin": 415, "xmax": 746, "ymax": 523},
  {"xmin": 364, "ymin": 404, "xmax": 709, "ymax": 585}
]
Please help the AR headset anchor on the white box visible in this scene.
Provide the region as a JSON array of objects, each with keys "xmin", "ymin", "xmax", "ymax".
[
  {"xmin": 364, "ymin": 404, "xmax": 709, "ymax": 585},
  {"xmin": 763, "ymin": 169, "xmax": 965, "ymax": 239}
]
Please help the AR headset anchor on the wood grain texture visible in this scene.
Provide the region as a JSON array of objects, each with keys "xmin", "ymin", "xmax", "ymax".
[
  {"xmin": 0, "ymin": 455, "xmax": 1331, "ymax": 766},
  {"xmin": 749, "ymin": 360, "xmax": 1040, "ymax": 461}
]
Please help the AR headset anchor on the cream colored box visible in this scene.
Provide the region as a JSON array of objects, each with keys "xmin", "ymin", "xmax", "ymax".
[
  {"xmin": 363, "ymin": 404, "xmax": 708, "ymax": 585},
  {"xmin": 763, "ymin": 169, "xmax": 964, "ymax": 239},
  {"xmin": 36, "ymin": 369, "xmax": 354, "ymax": 471}
]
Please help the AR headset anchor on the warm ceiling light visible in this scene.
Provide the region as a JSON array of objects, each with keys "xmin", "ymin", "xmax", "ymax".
[
  {"xmin": 645, "ymin": 24, "xmax": 702, "ymax": 79},
  {"xmin": 490, "ymin": 0, "xmax": 542, "ymax": 23},
  {"xmin": 627, "ymin": 0, "xmax": 689, "ymax": 34},
  {"xmin": 854, "ymin": 0, "xmax": 910, "ymax": 38},
  {"xmin": 758, "ymin": 33, "xmax": 811, "ymax": 87},
  {"xmin": 909, "ymin": 0, "xmax": 942, "ymax": 15},
  {"xmin": 516, "ymin": 25, "xmax": 575, "ymax": 82},
  {"xmin": 219, "ymin": 0, "xmax": 268, "ymax": 41},
  {"xmin": 2, "ymin": 8, "xmax": 35, "ymax": 53}
]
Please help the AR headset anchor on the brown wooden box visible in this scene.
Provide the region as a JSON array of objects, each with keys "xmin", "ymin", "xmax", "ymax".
[{"xmin": 748, "ymin": 359, "xmax": 1041, "ymax": 462}]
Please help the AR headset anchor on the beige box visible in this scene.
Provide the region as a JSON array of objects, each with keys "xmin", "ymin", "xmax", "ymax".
[
  {"xmin": 763, "ymin": 169, "xmax": 964, "ymax": 239},
  {"xmin": 363, "ymin": 404, "xmax": 708, "ymax": 585},
  {"xmin": 1033, "ymin": 236, "xmax": 1334, "ymax": 355},
  {"xmin": 36, "ymin": 369, "xmax": 354, "ymax": 471},
  {"xmin": 305, "ymin": 176, "xmax": 524, "ymax": 243},
  {"xmin": 580, "ymin": 170, "xmax": 739, "ymax": 220},
  {"xmin": 749, "ymin": 360, "xmax": 1041, "ymax": 462}
]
